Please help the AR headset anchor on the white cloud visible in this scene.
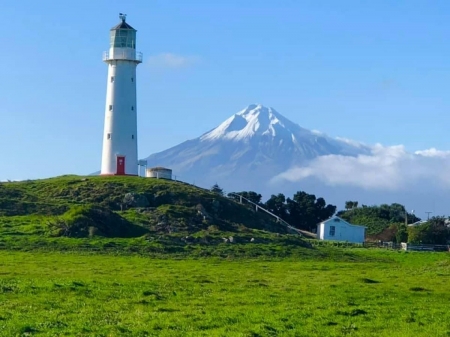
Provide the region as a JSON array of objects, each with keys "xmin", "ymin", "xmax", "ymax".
[
  {"xmin": 147, "ymin": 53, "xmax": 200, "ymax": 69},
  {"xmin": 335, "ymin": 136, "xmax": 368, "ymax": 148},
  {"xmin": 414, "ymin": 148, "xmax": 450, "ymax": 158},
  {"xmin": 272, "ymin": 144, "xmax": 450, "ymax": 191}
]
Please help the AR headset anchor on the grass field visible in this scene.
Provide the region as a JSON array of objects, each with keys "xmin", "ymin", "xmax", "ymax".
[{"xmin": 1, "ymin": 249, "xmax": 450, "ymax": 336}]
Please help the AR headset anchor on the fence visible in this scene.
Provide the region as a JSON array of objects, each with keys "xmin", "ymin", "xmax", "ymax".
[
  {"xmin": 309, "ymin": 239, "xmax": 450, "ymax": 251},
  {"xmin": 400, "ymin": 242, "xmax": 449, "ymax": 251}
]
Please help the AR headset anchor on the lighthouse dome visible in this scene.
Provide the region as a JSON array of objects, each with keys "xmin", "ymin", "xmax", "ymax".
[{"xmin": 109, "ymin": 14, "xmax": 136, "ymax": 49}]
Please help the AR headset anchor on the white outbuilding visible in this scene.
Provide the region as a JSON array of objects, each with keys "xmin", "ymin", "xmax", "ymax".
[
  {"xmin": 317, "ymin": 216, "xmax": 366, "ymax": 243},
  {"xmin": 146, "ymin": 167, "xmax": 172, "ymax": 180}
]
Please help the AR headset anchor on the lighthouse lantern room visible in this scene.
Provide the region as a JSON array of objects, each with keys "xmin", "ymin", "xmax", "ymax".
[{"xmin": 101, "ymin": 14, "xmax": 142, "ymax": 176}]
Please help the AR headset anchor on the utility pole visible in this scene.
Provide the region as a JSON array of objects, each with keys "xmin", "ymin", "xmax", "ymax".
[{"xmin": 425, "ymin": 211, "xmax": 432, "ymax": 220}]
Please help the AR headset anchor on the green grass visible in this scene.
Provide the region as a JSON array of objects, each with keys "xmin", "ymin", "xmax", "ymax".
[
  {"xmin": 2, "ymin": 176, "xmax": 450, "ymax": 335},
  {"xmin": 0, "ymin": 175, "xmax": 290, "ymax": 239},
  {"xmin": 1, "ymin": 249, "xmax": 450, "ymax": 336}
]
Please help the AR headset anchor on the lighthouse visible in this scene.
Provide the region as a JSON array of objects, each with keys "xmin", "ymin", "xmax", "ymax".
[{"xmin": 100, "ymin": 14, "xmax": 142, "ymax": 176}]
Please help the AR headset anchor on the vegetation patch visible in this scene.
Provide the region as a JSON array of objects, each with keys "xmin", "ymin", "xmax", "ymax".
[
  {"xmin": 409, "ymin": 287, "xmax": 428, "ymax": 292},
  {"xmin": 0, "ymin": 250, "xmax": 449, "ymax": 336},
  {"xmin": 360, "ymin": 277, "xmax": 380, "ymax": 284},
  {"xmin": 47, "ymin": 205, "xmax": 148, "ymax": 238}
]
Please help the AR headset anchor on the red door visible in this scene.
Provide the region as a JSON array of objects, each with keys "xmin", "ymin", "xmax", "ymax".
[{"xmin": 116, "ymin": 156, "xmax": 125, "ymax": 175}]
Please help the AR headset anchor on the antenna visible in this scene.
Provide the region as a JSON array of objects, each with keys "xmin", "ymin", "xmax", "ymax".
[{"xmin": 119, "ymin": 13, "xmax": 127, "ymax": 22}]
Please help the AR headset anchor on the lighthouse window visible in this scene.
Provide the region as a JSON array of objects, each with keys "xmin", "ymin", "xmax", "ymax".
[
  {"xmin": 131, "ymin": 106, "xmax": 134, "ymax": 111},
  {"xmin": 111, "ymin": 29, "xmax": 136, "ymax": 49},
  {"xmin": 109, "ymin": 105, "xmax": 113, "ymax": 111},
  {"xmin": 132, "ymin": 135, "xmax": 134, "ymax": 139},
  {"xmin": 131, "ymin": 77, "xmax": 134, "ymax": 82},
  {"xmin": 110, "ymin": 76, "xmax": 114, "ymax": 82},
  {"xmin": 107, "ymin": 133, "xmax": 111, "ymax": 140}
]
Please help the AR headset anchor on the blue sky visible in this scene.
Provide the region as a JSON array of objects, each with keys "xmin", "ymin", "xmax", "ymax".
[{"xmin": 1, "ymin": 0, "xmax": 450, "ymax": 181}]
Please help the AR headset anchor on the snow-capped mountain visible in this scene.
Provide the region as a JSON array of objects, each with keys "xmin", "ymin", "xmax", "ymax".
[{"xmin": 144, "ymin": 104, "xmax": 370, "ymax": 191}]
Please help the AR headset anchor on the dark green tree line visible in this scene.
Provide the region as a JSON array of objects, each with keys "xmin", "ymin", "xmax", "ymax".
[{"xmin": 265, "ymin": 191, "xmax": 336, "ymax": 231}]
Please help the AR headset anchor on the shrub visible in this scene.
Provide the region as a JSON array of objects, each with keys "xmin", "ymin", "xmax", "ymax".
[{"xmin": 47, "ymin": 205, "xmax": 148, "ymax": 238}]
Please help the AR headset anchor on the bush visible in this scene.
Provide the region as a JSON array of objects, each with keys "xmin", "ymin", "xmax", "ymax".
[
  {"xmin": 47, "ymin": 205, "xmax": 148, "ymax": 238},
  {"xmin": 407, "ymin": 217, "xmax": 450, "ymax": 244}
]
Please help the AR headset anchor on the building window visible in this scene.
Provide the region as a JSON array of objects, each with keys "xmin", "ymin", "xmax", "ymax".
[
  {"xmin": 131, "ymin": 135, "xmax": 134, "ymax": 139},
  {"xmin": 109, "ymin": 105, "xmax": 113, "ymax": 111},
  {"xmin": 329, "ymin": 226, "xmax": 335, "ymax": 237},
  {"xmin": 131, "ymin": 106, "xmax": 134, "ymax": 111},
  {"xmin": 107, "ymin": 133, "xmax": 111, "ymax": 139},
  {"xmin": 110, "ymin": 76, "xmax": 114, "ymax": 82}
]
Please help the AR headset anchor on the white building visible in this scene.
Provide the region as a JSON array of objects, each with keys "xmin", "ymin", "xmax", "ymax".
[
  {"xmin": 101, "ymin": 14, "xmax": 142, "ymax": 176},
  {"xmin": 146, "ymin": 167, "xmax": 173, "ymax": 180},
  {"xmin": 317, "ymin": 216, "xmax": 366, "ymax": 243},
  {"xmin": 407, "ymin": 220, "xmax": 427, "ymax": 227}
]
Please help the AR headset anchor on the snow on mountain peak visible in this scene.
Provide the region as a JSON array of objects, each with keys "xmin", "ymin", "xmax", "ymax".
[
  {"xmin": 197, "ymin": 104, "xmax": 370, "ymax": 157},
  {"xmin": 200, "ymin": 104, "xmax": 301, "ymax": 141},
  {"xmin": 144, "ymin": 104, "xmax": 372, "ymax": 195}
]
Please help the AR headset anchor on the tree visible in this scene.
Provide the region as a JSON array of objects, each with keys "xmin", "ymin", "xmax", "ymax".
[
  {"xmin": 337, "ymin": 203, "xmax": 421, "ymax": 237},
  {"xmin": 227, "ymin": 191, "xmax": 262, "ymax": 205},
  {"xmin": 395, "ymin": 223, "xmax": 408, "ymax": 243},
  {"xmin": 273, "ymin": 191, "xmax": 336, "ymax": 232},
  {"xmin": 210, "ymin": 183, "xmax": 224, "ymax": 196},
  {"xmin": 408, "ymin": 216, "xmax": 450, "ymax": 244},
  {"xmin": 345, "ymin": 201, "xmax": 359, "ymax": 210},
  {"xmin": 265, "ymin": 193, "xmax": 287, "ymax": 219}
]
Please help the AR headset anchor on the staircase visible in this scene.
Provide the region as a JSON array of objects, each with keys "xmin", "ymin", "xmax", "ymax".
[{"xmin": 228, "ymin": 193, "xmax": 315, "ymax": 237}]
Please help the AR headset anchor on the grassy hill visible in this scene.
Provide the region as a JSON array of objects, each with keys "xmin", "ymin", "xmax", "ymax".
[
  {"xmin": 337, "ymin": 203, "xmax": 420, "ymax": 241},
  {"xmin": 0, "ymin": 175, "xmax": 308, "ymax": 255}
]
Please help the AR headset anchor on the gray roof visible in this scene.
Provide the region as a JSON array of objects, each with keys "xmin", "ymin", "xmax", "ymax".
[{"xmin": 111, "ymin": 20, "xmax": 136, "ymax": 31}]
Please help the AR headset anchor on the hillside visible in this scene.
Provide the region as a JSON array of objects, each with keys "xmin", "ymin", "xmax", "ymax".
[
  {"xmin": 337, "ymin": 203, "xmax": 420, "ymax": 241},
  {"xmin": 0, "ymin": 175, "xmax": 307, "ymax": 254}
]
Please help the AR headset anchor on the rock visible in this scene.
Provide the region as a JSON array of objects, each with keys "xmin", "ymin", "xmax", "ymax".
[
  {"xmin": 211, "ymin": 199, "xmax": 220, "ymax": 214},
  {"xmin": 196, "ymin": 204, "xmax": 212, "ymax": 220},
  {"xmin": 123, "ymin": 192, "xmax": 149, "ymax": 208}
]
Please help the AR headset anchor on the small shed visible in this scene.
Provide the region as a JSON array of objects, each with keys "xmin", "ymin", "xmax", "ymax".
[
  {"xmin": 146, "ymin": 167, "xmax": 172, "ymax": 180},
  {"xmin": 317, "ymin": 216, "xmax": 366, "ymax": 243}
]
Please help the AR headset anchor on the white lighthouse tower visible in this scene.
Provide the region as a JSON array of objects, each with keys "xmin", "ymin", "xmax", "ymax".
[{"xmin": 100, "ymin": 14, "xmax": 142, "ymax": 176}]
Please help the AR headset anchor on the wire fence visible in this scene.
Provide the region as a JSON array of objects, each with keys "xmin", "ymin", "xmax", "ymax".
[{"xmin": 308, "ymin": 239, "xmax": 450, "ymax": 251}]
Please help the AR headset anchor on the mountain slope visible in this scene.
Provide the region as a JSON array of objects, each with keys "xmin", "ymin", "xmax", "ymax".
[{"xmin": 144, "ymin": 104, "xmax": 370, "ymax": 190}]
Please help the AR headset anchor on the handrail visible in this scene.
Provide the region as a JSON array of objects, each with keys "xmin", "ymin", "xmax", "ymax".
[
  {"xmin": 228, "ymin": 192, "xmax": 303, "ymax": 236},
  {"xmin": 103, "ymin": 51, "xmax": 143, "ymax": 63}
]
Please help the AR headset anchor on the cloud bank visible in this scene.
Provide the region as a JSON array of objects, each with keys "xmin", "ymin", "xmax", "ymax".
[
  {"xmin": 273, "ymin": 144, "xmax": 450, "ymax": 191},
  {"xmin": 147, "ymin": 53, "xmax": 200, "ymax": 69}
]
